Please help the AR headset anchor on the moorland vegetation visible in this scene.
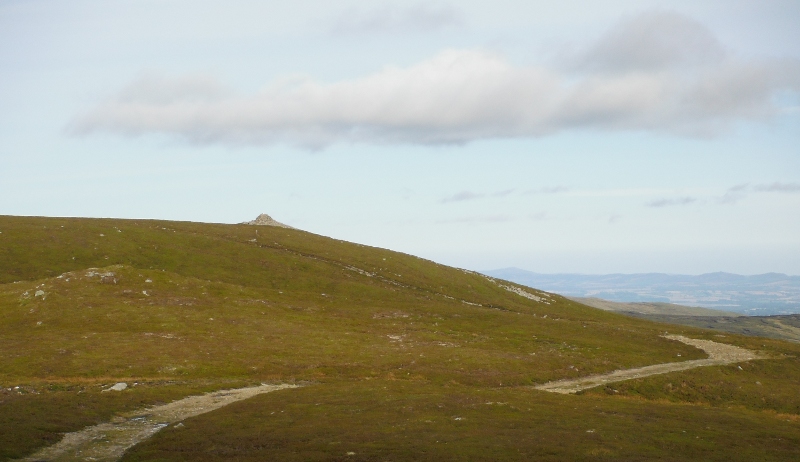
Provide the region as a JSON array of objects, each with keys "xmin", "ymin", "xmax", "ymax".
[{"xmin": 1, "ymin": 215, "xmax": 799, "ymax": 461}]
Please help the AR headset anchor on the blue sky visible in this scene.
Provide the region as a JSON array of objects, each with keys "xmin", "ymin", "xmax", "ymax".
[{"xmin": 1, "ymin": 0, "xmax": 799, "ymax": 274}]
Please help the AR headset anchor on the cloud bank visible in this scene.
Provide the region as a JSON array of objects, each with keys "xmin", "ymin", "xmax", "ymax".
[{"xmin": 72, "ymin": 11, "xmax": 800, "ymax": 148}]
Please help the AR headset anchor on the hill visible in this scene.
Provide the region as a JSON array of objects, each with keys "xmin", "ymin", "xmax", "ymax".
[
  {"xmin": 483, "ymin": 267, "xmax": 800, "ymax": 315},
  {"xmin": 567, "ymin": 297, "xmax": 800, "ymax": 344},
  {"xmin": 625, "ymin": 313, "xmax": 800, "ymax": 344},
  {"xmin": 1, "ymin": 215, "xmax": 800, "ymax": 461},
  {"xmin": 567, "ymin": 297, "xmax": 741, "ymax": 317}
]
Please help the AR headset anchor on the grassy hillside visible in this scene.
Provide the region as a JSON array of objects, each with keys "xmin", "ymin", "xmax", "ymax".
[{"xmin": 2, "ymin": 215, "xmax": 800, "ymax": 461}]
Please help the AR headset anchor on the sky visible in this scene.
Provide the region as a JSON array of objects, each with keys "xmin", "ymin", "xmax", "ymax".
[{"xmin": 1, "ymin": 0, "xmax": 799, "ymax": 275}]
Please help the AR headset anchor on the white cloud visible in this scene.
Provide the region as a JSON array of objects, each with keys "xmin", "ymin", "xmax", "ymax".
[
  {"xmin": 71, "ymin": 11, "xmax": 800, "ymax": 148},
  {"xmin": 115, "ymin": 74, "xmax": 228, "ymax": 105},
  {"xmin": 753, "ymin": 182, "xmax": 800, "ymax": 193},
  {"xmin": 492, "ymin": 189, "xmax": 515, "ymax": 197},
  {"xmin": 646, "ymin": 196, "xmax": 697, "ymax": 207},
  {"xmin": 568, "ymin": 11, "xmax": 726, "ymax": 73},
  {"xmin": 716, "ymin": 182, "xmax": 800, "ymax": 204}
]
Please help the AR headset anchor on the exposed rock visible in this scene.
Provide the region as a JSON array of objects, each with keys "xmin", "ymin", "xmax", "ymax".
[
  {"xmin": 86, "ymin": 270, "xmax": 117, "ymax": 284},
  {"xmin": 241, "ymin": 213, "xmax": 294, "ymax": 229},
  {"xmin": 103, "ymin": 382, "xmax": 128, "ymax": 392}
]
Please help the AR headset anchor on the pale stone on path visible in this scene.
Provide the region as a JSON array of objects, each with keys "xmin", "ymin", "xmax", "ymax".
[{"xmin": 103, "ymin": 382, "xmax": 128, "ymax": 392}]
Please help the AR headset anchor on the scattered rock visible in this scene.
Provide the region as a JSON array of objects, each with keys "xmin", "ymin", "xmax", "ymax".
[
  {"xmin": 241, "ymin": 213, "xmax": 294, "ymax": 229},
  {"xmin": 101, "ymin": 274, "xmax": 118, "ymax": 284},
  {"xmin": 85, "ymin": 271, "xmax": 117, "ymax": 283},
  {"xmin": 103, "ymin": 382, "xmax": 127, "ymax": 392},
  {"xmin": 34, "ymin": 290, "xmax": 45, "ymax": 298}
]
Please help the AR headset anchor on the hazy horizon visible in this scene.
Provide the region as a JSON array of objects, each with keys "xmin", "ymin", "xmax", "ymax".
[
  {"xmin": 483, "ymin": 266, "xmax": 800, "ymax": 277},
  {"xmin": 483, "ymin": 267, "xmax": 800, "ymax": 315}
]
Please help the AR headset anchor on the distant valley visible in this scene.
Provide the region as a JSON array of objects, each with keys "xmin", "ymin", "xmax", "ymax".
[
  {"xmin": 568, "ymin": 297, "xmax": 800, "ymax": 344},
  {"xmin": 483, "ymin": 268, "xmax": 800, "ymax": 316}
]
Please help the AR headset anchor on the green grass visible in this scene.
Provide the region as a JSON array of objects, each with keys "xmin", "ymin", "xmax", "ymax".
[
  {"xmin": 2, "ymin": 215, "xmax": 800, "ymax": 460},
  {"xmin": 582, "ymin": 356, "xmax": 800, "ymax": 415},
  {"xmin": 122, "ymin": 381, "xmax": 800, "ymax": 462},
  {"xmin": 0, "ymin": 379, "xmax": 253, "ymax": 460}
]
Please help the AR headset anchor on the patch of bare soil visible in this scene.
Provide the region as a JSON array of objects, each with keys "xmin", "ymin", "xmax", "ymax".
[
  {"xmin": 18, "ymin": 383, "xmax": 299, "ymax": 462},
  {"xmin": 534, "ymin": 335, "xmax": 766, "ymax": 394}
]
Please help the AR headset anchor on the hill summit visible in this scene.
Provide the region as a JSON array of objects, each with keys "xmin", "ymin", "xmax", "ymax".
[{"xmin": 241, "ymin": 213, "xmax": 293, "ymax": 229}]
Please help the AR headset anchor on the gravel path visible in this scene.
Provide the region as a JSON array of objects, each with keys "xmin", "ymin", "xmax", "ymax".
[
  {"xmin": 19, "ymin": 383, "xmax": 298, "ymax": 462},
  {"xmin": 534, "ymin": 335, "xmax": 765, "ymax": 394},
  {"xmin": 16, "ymin": 337, "xmax": 764, "ymax": 459}
]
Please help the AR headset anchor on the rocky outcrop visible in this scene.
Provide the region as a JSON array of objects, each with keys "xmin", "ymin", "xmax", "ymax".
[{"xmin": 241, "ymin": 214, "xmax": 294, "ymax": 229}]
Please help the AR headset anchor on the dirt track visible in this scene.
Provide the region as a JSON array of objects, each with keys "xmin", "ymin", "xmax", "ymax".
[
  {"xmin": 17, "ymin": 337, "xmax": 765, "ymax": 459},
  {"xmin": 19, "ymin": 383, "xmax": 298, "ymax": 462},
  {"xmin": 534, "ymin": 335, "xmax": 765, "ymax": 394}
]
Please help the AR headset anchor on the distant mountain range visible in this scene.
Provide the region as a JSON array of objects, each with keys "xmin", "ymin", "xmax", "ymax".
[{"xmin": 482, "ymin": 268, "xmax": 800, "ymax": 316}]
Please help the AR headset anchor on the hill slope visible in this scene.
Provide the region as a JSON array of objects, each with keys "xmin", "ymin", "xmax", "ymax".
[{"xmin": 1, "ymin": 215, "xmax": 800, "ymax": 461}]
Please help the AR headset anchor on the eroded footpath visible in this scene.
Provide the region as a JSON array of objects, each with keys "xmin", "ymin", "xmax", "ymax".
[
  {"xmin": 535, "ymin": 335, "xmax": 766, "ymax": 394},
  {"xmin": 19, "ymin": 383, "xmax": 298, "ymax": 462}
]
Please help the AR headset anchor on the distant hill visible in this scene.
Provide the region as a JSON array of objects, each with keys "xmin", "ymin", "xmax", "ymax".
[
  {"xmin": 567, "ymin": 297, "xmax": 800, "ymax": 344},
  {"xmin": 569, "ymin": 297, "xmax": 741, "ymax": 317},
  {"xmin": 483, "ymin": 268, "xmax": 800, "ymax": 315},
  {"xmin": 626, "ymin": 313, "xmax": 800, "ymax": 344}
]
